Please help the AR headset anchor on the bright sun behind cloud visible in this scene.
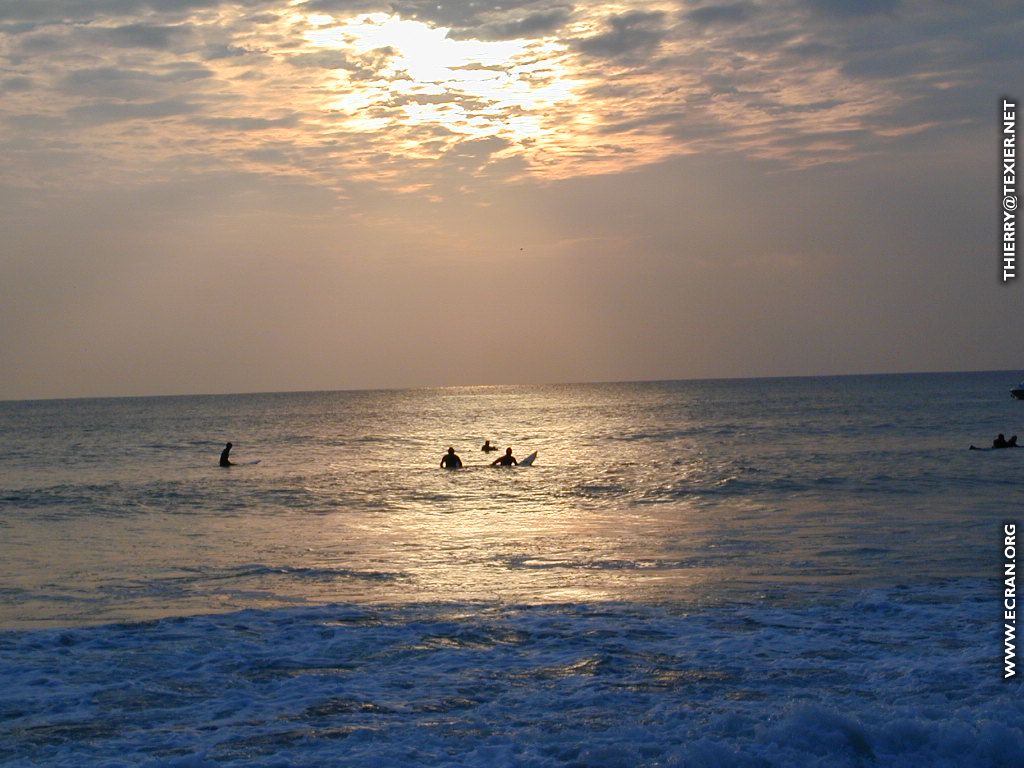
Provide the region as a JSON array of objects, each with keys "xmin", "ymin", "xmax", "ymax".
[
  {"xmin": 303, "ymin": 12, "xmax": 580, "ymax": 151},
  {"xmin": 292, "ymin": 9, "xmax": 638, "ymax": 180},
  {"xmin": 0, "ymin": 0, "xmax": 934, "ymax": 199}
]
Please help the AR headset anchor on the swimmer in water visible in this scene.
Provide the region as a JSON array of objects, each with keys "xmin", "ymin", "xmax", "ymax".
[
  {"xmin": 491, "ymin": 447, "xmax": 517, "ymax": 467},
  {"xmin": 440, "ymin": 447, "xmax": 463, "ymax": 469},
  {"xmin": 970, "ymin": 433, "xmax": 1019, "ymax": 450},
  {"xmin": 219, "ymin": 442, "xmax": 233, "ymax": 467},
  {"xmin": 481, "ymin": 440, "xmax": 498, "ymax": 452}
]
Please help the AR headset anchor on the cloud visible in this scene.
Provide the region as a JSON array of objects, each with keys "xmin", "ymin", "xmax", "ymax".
[
  {"xmin": 685, "ymin": 2, "xmax": 758, "ymax": 28},
  {"xmin": 297, "ymin": 0, "xmax": 381, "ymax": 12},
  {"xmin": 68, "ymin": 98, "xmax": 200, "ymax": 124},
  {"xmin": 783, "ymin": 40, "xmax": 834, "ymax": 59},
  {"xmin": 596, "ymin": 110, "xmax": 687, "ymax": 135},
  {"xmin": 0, "ymin": 0, "xmax": 1020, "ymax": 197},
  {"xmin": 451, "ymin": 7, "xmax": 572, "ymax": 41},
  {"xmin": 286, "ymin": 49, "xmax": 361, "ymax": 69},
  {"xmin": 0, "ymin": 0, "xmax": 244, "ymax": 23},
  {"xmin": 202, "ymin": 43, "xmax": 256, "ymax": 60},
  {"xmin": 444, "ymin": 135, "xmax": 510, "ymax": 160},
  {"xmin": 5, "ymin": 113, "xmax": 67, "ymax": 131},
  {"xmin": 805, "ymin": 0, "xmax": 901, "ymax": 17},
  {"xmin": 60, "ymin": 65, "xmax": 213, "ymax": 98},
  {"xmin": 98, "ymin": 23, "xmax": 192, "ymax": 49},
  {"xmin": 0, "ymin": 75, "xmax": 32, "ymax": 92},
  {"xmin": 575, "ymin": 11, "xmax": 670, "ymax": 57},
  {"xmin": 14, "ymin": 32, "xmax": 67, "ymax": 53},
  {"xmin": 194, "ymin": 114, "xmax": 301, "ymax": 131},
  {"xmin": 839, "ymin": 45, "xmax": 932, "ymax": 80},
  {"xmin": 302, "ymin": 0, "xmax": 575, "ymax": 41},
  {"xmin": 488, "ymin": 8, "xmax": 571, "ymax": 37}
]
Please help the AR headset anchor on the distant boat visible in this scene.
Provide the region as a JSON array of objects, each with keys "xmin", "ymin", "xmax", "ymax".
[{"xmin": 1012, "ymin": 382, "xmax": 1024, "ymax": 400}]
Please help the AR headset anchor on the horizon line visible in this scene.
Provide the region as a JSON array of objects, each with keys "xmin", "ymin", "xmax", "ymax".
[{"xmin": 2, "ymin": 367, "xmax": 1020, "ymax": 405}]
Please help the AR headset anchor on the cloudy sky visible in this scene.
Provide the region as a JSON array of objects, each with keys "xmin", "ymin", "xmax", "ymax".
[{"xmin": 0, "ymin": 0, "xmax": 1020, "ymax": 399}]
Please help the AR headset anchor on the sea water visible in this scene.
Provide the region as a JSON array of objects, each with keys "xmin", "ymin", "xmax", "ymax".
[{"xmin": 0, "ymin": 372, "xmax": 1021, "ymax": 766}]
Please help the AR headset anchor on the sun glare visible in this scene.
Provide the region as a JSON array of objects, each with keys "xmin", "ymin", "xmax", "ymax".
[{"xmin": 304, "ymin": 12, "xmax": 581, "ymax": 152}]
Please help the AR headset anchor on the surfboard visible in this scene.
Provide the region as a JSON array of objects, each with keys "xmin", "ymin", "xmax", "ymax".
[{"xmin": 519, "ymin": 451, "xmax": 537, "ymax": 467}]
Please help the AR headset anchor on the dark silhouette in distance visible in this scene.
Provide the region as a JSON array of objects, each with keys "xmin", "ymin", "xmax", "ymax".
[
  {"xmin": 441, "ymin": 447, "xmax": 463, "ymax": 469},
  {"xmin": 491, "ymin": 447, "xmax": 517, "ymax": 467}
]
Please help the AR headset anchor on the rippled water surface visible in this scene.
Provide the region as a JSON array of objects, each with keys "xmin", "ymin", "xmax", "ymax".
[
  {"xmin": 2, "ymin": 373, "xmax": 1023, "ymax": 767},
  {"xmin": 1, "ymin": 372, "xmax": 1018, "ymax": 627}
]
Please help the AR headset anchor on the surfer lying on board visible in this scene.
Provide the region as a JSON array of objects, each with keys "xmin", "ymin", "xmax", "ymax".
[
  {"xmin": 219, "ymin": 442, "xmax": 233, "ymax": 467},
  {"xmin": 481, "ymin": 440, "xmax": 498, "ymax": 452},
  {"xmin": 491, "ymin": 447, "xmax": 517, "ymax": 466},
  {"xmin": 441, "ymin": 447, "xmax": 463, "ymax": 469},
  {"xmin": 969, "ymin": 434, "xmax": 1019, "ymax": 450}
]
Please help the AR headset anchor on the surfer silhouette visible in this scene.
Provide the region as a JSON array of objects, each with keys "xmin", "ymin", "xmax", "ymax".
[
  {"xmin": 219, "ymin": 442, "xmax": 233, "ymax": 467},
  {"xmin": 969, "ymin": 433, "xmax": 1019, "ymax": 450},
  {"xmin": 440, "ymin": 447, "xmax": 463, "ymax": 469},
  {"xmin": 491, "ymin": 447, "xmax": 517, "ymax": 467},
  {"xmin": 481, "ymin": 440, "xmax": 498, "ymax": 452}
]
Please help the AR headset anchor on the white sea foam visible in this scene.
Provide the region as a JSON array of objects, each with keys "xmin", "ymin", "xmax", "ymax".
[{"xmin": 1, "ymin": 580, "xmax": 1020, "ymax": 767}]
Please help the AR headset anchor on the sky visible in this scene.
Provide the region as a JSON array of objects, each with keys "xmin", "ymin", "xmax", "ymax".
[{"xmin": 0, "ymin": 0, "xmax": 1021, "ymax": 399}]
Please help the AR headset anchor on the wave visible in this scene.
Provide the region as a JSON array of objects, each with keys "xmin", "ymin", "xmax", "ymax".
[
  {"xmin": 174, "ymin": 564, "xmax": 405, "ymax": 585},
  {"xmin": 0, "ymin": 581, "xmax": 1016, "ymax": 767},
  {"xmin": 503, "ymin": 556, "xmax": 720, "ymax": 572}
]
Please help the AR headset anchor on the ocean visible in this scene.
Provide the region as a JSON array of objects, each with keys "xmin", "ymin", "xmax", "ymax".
[{"xmin": 0, "ymin": 372, "xmax": 1021, "ymax": 766}]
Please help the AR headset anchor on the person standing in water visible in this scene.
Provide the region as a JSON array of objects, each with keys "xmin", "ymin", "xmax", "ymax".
[
  {"xmin": 491, "ymin": 447, "xmax": 517, "ymax": 466},
  {"xmin": 440, "ymin": 447, "xmax": 463, "ymax": 469},
  {"xmin": 219, "ymin": 442, "xmax": 234, "ymax": 467}
]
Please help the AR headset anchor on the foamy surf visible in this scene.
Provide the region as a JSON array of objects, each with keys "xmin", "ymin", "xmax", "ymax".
[{"xmin": 1, "ymin": 580, "xmax": 1019, "ymax": 767}]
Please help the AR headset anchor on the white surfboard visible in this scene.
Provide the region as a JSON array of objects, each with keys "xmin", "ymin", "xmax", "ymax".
[{"xmin": 519, "ymin": 451, "xmax": 537, "ymax": 467}]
